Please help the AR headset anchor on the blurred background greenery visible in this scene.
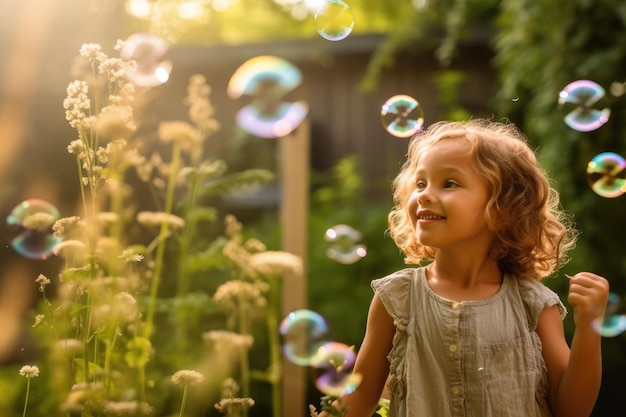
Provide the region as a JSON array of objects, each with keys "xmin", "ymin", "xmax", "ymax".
[{"xmin": 0, "ymin": 0, "xmax": 625, "ymax": 416}]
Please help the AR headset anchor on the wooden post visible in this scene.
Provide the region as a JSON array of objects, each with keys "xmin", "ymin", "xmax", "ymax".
[{"xmin": 279, "ymin": 119, "xmax": 309, "ymax": 417}]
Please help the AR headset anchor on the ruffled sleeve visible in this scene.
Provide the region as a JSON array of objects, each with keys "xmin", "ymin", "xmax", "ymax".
[
  {"xmin": 371, "ymin": 268, "xmax": 417, "ymax": 402},
  {"xmin": 518, "ymin": 277, "xmax": 567, "ymax": 330},
  {"xmin": 371, "ymin": 268, "xmax": 416, "ymax": 331}
]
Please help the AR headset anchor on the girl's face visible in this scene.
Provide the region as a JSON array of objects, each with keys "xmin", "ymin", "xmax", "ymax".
[{"xmin": 407, "ymin": 139, "xmax": 495, "ymax": 253}]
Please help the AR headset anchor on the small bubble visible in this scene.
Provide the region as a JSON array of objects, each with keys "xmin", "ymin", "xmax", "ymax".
[
  {"xmin": 310, "ymin": 342, "xmax": 361, "ymax": 396},
  {"xmin": 586, "ymin": 152, "xmax": 626, "ymax": 198},
  {"xmin": 558, "ymin": 80, "xmax": 610, "ymax": 132},
  {"xmin": 119, "ymin": 33, "xmax": 172, "ymax": 88},
  {"xmin": 279, "ymin": 310, "xmax": 330, "ymax": 366},
  {"xmin": 381, "ymin": 94, "xmax": 424, "ymax": 138},
  {"xmin": 324, "ymin": 224, "xmax": 367, "ymax": 264},
  {"xmin": 592, "ymin": 293, "xmax": 626, "ymax": 337},
  {"xmin": 314, "ymin": 0, "xmax": 355, "ymax": 41},
  {"xmin": 6, "ymin": 199, "xmax": 62, "ymax": 260}
]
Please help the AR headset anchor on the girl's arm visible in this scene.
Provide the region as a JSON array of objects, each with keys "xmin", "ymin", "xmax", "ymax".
[
  {"xmin": 318, "ymin": 292, "xmax": 395, "ymax": 417},
  {"xmin": 536, "ymin": 272, "xmax": 609, "ymax": 417}
]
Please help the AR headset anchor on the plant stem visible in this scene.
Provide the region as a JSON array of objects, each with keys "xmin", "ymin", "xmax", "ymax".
[
  {"xmin": 22, "ymin": 378, "xmax": 31, "ymax": 417},
  {"xmin": 238, "ymin": 301, "xmax": 250, "ymax": 417},
  {"xmin": 143, "ymin": 141, "xmax": 181, "ymax": 339},
  {"xmin": 267, "ymin": 276, "xmax": 282, "ymax": 417},
  {"xmin": 178, "ymin": 385, "xmax": 189, "ymax": 417}
]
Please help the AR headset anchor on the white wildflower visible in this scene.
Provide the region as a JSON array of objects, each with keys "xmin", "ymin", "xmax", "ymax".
[
  {"xmin": 213, "ymin": 280, "xmax": 268, "ymax": 311},
  {"xmin": 79, "ymin": 43, "xmax": 106, "ymax": 62},
  {"xmin": 57, "ymin": 339, "xmax": 83, "ymax": 355},
  {"xmin": 119, "ymin": 248, "xmax": 144, "ymax": 263},
  {"xmin": 35, "ymin": 274, "xmax": 51, "ymax": 292},
  {"xmin": 112, "ymin": 292, "xmax": 138, "ymax": 321},
  {"xmin": 202, "ymin": 330, "xmax": 254, "ymax": 355},
  {"xmin": 104, "ymin": 401, "xmax": 152, "ymax": 415},
  {"xmin": 19, "ymin": 365, "xmax": 40, "ymax": 378},
  {"xmin": 157, "ymin": 121, "xmax": 202, "ymax": 150},
  {"xmin": 171, "ymin": 369, "xmax": 205, "ymax": 386},
  {"xmin": 52, "ymin": 216, "xmax": 81, "ymax": 238},
  {"xmin": 22, "ymin": 212, "xmax": 56, "ymax": 232},
  {"xmin": 97, "ymin": 211, "xmax": 119, "ymax": 224},
  {"xmin": 53, "ymin": 239, "xmax": 86, "ymax": 257},
  {"xmin": 249, "ymin": 251, "xmax": 303, "ymax": 278},
  {"xmin": 32, "ymin": 314, "xmax": 45, "ymax": 328},
  {"xmin": 136, "ymin": 211, "xmax": 185, "ymax": 229},
  {"xmin": 96, "ymin": 105, "xmax": 136, "ymax": 137},
  {"xmin": 214, "ymin": 397, "xmax": 255, "ymax": 415},
  {"xmin": 64, "ymin": 80, "xmax": 92, "ymax": 129}
]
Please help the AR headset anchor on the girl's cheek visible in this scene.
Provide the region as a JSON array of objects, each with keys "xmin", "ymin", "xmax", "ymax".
[{"xmin": 407, "ymin": 192, "xmax": 419, "ymax": 223}]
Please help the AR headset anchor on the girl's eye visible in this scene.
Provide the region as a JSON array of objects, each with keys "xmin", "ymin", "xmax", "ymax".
[
  {"xmin": 444, "ymin": 180, "xmax": 458, "ymax": 188},
  {"xmin": 415, "ymin": 181, "xmax": 426, "ymax": 190}
]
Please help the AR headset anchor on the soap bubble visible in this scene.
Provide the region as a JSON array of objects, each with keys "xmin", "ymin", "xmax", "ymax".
[
  {"xmin": 119, "ymin": 33, "xmax": 172, "ymax": 88},
  {"xmin": 280, "ymin": 309, "xmax": 331, "ymax": 366},
  {"xmin": 558, "ymin": 80, "xmax": 610, "ymax": 132},
  {"xmin": 586, "ymin": 152, "xmax": 626, "ymax": 198},
  {"xmin": 314, "ymin": 0, "xmax": 355, "ymax": 41},
  {"xmin": 592, "ymin": 292, "xmax": 626, "ymax": 337},
  {"xmin": 325, "ymin": 224, "xmax": 367, "ymax": 264},
  {"xmin": 228, "ymin": 55, "xmax": 308, "ymax": 138},
  {"xmin": 310, "ymin": 341, "xmax": 361, "ymax": 396},
  {"xmin": 381, "ymin": 94, "xmax": 424, "ymax": 138},
  {"xmin": 6, "ymin": 199, "xmax": 62, "ymax": 260}
]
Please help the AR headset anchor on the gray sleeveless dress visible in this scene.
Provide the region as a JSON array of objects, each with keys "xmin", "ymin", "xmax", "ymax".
[{"xmin": 371, "ymin": 267, "xmax": 566, "ymax": 417}]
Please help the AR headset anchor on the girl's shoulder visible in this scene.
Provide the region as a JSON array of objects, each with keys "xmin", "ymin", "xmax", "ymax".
[
  {"xmin": 516, "ymin": 276, "xmax": 567, "ymax": 328},
  {"xmin": 371, "ymin": 267, "xmax": 424, "ymax": 324},
  {"xmin": 371, "ymin": 267, "xmax": 421, "ymax": 293}
]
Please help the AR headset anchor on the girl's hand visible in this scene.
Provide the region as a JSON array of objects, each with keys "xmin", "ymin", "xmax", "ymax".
[{"xmin": 566, "ymin": 272, "xmax": 610, "ymax": 329}]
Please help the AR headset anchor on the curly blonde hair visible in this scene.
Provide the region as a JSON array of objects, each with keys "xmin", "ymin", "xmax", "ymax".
[{"xmin": 387, "ymin": 119, "xmax": 578, "ymax": 280}]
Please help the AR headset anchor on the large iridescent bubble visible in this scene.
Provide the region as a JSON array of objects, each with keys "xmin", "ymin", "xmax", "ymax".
[
  {"xmin": 227, "ymin": 55, "xmax": 308, "ymax": 138},
  {"xmin": 586, "ymin": 152, "xmax": 626, "ymax": 198},
  {"xmin": 119, "ymin": 33, "xmax": 172, "ymax": 88},
  {"xmin": 381, "ymin": 94, "xmax": 424, "ymax": 138},
  {"xmin": 279, "ymin": 309, "xmax": 331, "ymax": 366},
  {"xmin": 314, "ymin": 0, "xmax": 355, "ymax": 42},
  {"xmin": 558, "ymin": 80, "xmax": 610, "ymax": 132},
  {"xmin": 6, "ymin": 199, "xmax": 62, "ymax": 260}
]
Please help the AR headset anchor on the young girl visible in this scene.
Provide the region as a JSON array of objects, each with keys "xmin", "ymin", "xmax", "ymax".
[{"xmin": 319, "ymin": 119, "xmax": 609, "ymax": 417}]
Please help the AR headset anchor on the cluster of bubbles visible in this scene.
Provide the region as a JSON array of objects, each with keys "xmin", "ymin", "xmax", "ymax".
[
  {"xmin": 279, "ymin": 309, "xmax": 360, "ymax": 396},
  {"xmin": 557, "ymin": 80, "xmax": 626, "ymax": 199},
  {"xmin": 558, "ymin": 81, "xmax": 626, "ymax": 337},
  {"xmin": 6, "ymin": 199, "xmax": 62, "ymax": 260}
]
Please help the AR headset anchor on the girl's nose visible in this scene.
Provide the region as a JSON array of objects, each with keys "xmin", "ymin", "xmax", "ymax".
[{"xmin": 416, "ymin": 187, "xmax": 433, "ymax": 204}]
